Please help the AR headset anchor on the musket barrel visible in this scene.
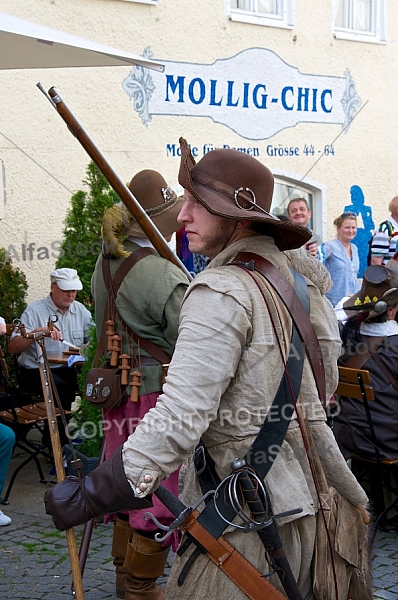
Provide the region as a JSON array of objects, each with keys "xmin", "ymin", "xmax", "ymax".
[{"xmin": 46, "ymin": 86, "xmax": 191, "ymax": 281}]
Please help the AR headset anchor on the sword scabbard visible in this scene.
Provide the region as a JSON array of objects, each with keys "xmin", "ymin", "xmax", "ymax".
[{"xmin": 179, "ymin": 509, "xmax": 286, "ymax": 600}]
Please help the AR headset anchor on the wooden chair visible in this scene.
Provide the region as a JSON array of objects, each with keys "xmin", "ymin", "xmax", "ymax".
[
  {"xmin": 0, "ymin": 332, "xmax": 69, "ymax": 503},
  {"xmin": 334, "ymin": 365, "xmax": 398, "ymax": 534}
]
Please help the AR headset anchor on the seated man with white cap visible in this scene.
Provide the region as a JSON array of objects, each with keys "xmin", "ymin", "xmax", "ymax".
[{"xmin": 9, "ymin": 268, "xmax": 92, "ymax": 443}]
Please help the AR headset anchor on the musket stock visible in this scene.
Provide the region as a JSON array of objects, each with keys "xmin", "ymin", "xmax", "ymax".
[{"xmin": 39, "ymin": 84, "xmax": 191, "ymax": 281}]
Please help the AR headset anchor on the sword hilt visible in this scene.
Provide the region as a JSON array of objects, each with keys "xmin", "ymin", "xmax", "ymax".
[
  {"xmin": 235, "ymin": 464, "xmax": 269, "ymax": 524},
  {"xmin": 149, "ymin": 485, "xmax": 215, "ymax": 542},
  {"xmin": 154, "ymin": 484, "xmax": 186, "ymax": 517},
  {"xmin": 232, "ymin": 459, "xmax": 304, "ymax": 600}
]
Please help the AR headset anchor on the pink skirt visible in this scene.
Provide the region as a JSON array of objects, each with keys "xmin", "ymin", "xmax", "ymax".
[{"xmin": 103, "ymin": 392, "xmax": 180, "ymax": 549}]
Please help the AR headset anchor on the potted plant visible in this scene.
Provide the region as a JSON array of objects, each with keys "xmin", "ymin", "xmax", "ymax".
[
  {"xmin": 57, "ymin": 161, "xmax": 117, "ymax": 474},
  {"xmin": 63, "ymin": 325, "xmax": 104, "ymax": 475}
]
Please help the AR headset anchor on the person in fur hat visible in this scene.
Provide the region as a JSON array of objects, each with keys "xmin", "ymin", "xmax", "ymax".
[
  {"xmin": 45, "ymin": 141, "xmax": 369, "ymax": 599},
  {"xmin": 91, "ymin": 169, "xmax": 189, "ymax": 599}
]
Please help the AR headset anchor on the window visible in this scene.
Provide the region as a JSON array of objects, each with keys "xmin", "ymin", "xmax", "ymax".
[
  {"xmin": 333, "ymin": 0, "xmax": 386, "ymax": 43},
  {"xmin": 271, "ymin": 183, "xmax": 315, "ymax": 229},
  {"xmin": 270, "ymin": 174, "xmax": 325, "ymax": 240},
  {"xmin": 228, "ymin": 0, "xmax": 294, "ymax": 29}
]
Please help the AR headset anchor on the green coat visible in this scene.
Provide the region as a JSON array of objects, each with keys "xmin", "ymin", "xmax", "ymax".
[{"xmin": 91, "ymin": 239, "xmax": 189, "ymax": 395}]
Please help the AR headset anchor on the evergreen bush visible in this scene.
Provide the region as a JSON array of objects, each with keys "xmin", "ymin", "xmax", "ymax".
[
  {"xmin": 0, "ymin": 247, "xmax": 28, "ymax": 323},
  {"xmin": 57, "ymin": 161, "xmax": 118, "ymax": 457},
  {"xmin": 71, "ymin": 324, "xmax": 103, "ymax": 458},
  {"xmin": 0, "ymin": 248, "xmax": 28, "ymax": 385},
  {"xmin": 55, "ymin": 161, "xmax": 119, "ymax": 313}
]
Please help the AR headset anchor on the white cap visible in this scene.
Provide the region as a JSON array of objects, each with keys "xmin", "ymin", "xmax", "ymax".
[{"xmin": 50, "ymin": 268, "xmax": 83, "ymax": 291}]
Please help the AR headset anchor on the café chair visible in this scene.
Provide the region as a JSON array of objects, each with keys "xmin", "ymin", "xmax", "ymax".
[
  {"xmin": 0, "ymin": 335, "xmax": 68, "ymax": 503},
  {"xmin": 332, "ymin": 365, "xmax": 398, "ymax": 536}
]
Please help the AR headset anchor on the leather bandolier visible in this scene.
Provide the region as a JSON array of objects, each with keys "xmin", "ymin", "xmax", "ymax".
[{"xmin": 96, "ymin": 248, "xmax": 172, "ymax": 395}]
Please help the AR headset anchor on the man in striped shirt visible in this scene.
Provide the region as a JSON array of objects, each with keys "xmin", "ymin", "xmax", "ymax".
[{"xmin": 370, "ymin": 196, "xmax": 398, "ymax": 265}]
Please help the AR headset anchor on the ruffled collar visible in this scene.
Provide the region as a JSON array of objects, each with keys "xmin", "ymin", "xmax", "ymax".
[{"xmin": 360, "ymin": 320, "xmax": 398, "ymax": 337}]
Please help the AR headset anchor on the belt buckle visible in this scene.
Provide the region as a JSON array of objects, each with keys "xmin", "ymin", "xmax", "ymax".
[{"xmin": 194, "ymin": 444, "xmax": 206, "ymax": 476}]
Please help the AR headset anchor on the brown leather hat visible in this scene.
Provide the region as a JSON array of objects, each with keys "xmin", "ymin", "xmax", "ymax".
[
  {"xmin": 127, "ymin": 169, "xmax": 184, "ymax": 238},
  {"xmin": 178, "ymin": 137, "xmax": 311, "ymax": 250},
  {"xmin": 343, "ymin": 264, "xmax": 398, "ymax": 318}
]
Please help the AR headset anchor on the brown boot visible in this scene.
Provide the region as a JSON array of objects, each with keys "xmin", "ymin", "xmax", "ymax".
[
  {"xmin": 111, "ymin": 517, "xmax": 134, "ymax": 598},
  {"xmin": 123, "ymin": 530, "xmax": 169, "ymax": 599}
]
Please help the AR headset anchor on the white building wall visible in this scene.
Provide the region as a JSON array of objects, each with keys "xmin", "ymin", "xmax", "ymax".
[{"xmin": 0, "ymin": 0, "xmax": 396, "ymax": 300}]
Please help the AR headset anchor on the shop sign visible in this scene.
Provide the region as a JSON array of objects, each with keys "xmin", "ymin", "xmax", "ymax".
[{"xmin": 122, "ymin": 47, "xmax": 361, "ymax": 141}]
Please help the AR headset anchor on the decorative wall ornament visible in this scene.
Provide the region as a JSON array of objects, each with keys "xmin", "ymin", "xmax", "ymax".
[
  {"xmin": 122, "ymin": 47, "xmax": 362, "ymax": 141},
  {"xmin": 122, "ymin": 46, "xmax": 156, "ymax": 126},
  {"xmin": 341, "ymin": 69, "xmax": 362, "ymax": 130}
]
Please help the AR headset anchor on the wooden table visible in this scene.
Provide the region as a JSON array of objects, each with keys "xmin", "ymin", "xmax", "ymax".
[{"xmin": 47, "ymin": 353, "xmax": 84, "ymax": 366}]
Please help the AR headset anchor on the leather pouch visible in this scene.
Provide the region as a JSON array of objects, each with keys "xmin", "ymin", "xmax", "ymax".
[{"xmin": 85, "ymin": 367, "xmax": 126, "ymax": 409}]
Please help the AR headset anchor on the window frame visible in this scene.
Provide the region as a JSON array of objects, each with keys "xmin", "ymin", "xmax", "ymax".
[
  {"xmin": 333, "ymin": 0, "xmax": 386, "ymax": 44},
  {"xmin": 271, "ymin": 170, "xmax": 326, "ymax": 240},
  {"xmin": 226, "ymin": 0, "xmax": 295, "ymax": 30},
  {"xmin": 115, "ymin": 0, "xmax": 158, "ymax": 4}
]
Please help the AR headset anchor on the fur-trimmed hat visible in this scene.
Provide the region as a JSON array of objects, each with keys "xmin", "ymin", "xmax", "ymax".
[
  {"xmin": 177, "ymin": 137, "xmax": 310, "ymax": 251},
  {"xmin": 343, "ymin": 264, "xmax": 398, "ymax": 318},
  {"xmin": 101, "ymin": 169, "xmax": 184, "ymax": 257}
]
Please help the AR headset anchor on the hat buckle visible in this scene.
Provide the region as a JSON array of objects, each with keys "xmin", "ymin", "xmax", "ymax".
[
  {"xmin": 374, "ymin": 299, "xmax": 388, "ymax": 314},
  {"xmin": 161, "ymin": 186, "xmax": 175, "ymax": 203},
  {"xmin": 234, "ymin": 187, "xmax": 256, "ymax": 211}
]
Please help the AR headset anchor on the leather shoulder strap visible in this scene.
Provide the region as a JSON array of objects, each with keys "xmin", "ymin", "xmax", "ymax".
[
  {"xmin": 102, "ymin": 249, "xmax": 171, "ymax": 365},
  {"xmin": 95, "ymin": 249, "xmax": 154, "ymax": 363},
  {"xmin": 112, "ymin": 247, "xmax": 156, "ymax": 293},
  {"xmin": 234, "ymin": 252, "xmax": 327, "ymax": 406},
  {"xmin": 343, "ymin": 336, "xmax": 384, "ymax": 371}
]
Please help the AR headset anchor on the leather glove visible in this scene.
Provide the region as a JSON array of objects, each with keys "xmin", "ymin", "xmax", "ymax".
[{"xmin": 44, "ymin": 446, "xmax": 152, "ymax": 530}]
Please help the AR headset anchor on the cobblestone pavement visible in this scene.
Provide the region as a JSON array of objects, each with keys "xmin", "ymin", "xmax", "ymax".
[{"xmin": 1, "ymin": 449, "xmax": 397, "ymax": 599}]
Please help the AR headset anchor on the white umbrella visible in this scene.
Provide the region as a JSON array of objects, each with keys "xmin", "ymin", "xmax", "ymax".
[{"xmin": 0, "ymin": 11, "xmax": 163, "ymax": 71}]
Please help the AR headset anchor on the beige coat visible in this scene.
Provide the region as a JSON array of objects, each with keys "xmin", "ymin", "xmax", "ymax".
[{"xmin": 123, "ymin": 235, "xmax": 367, "ymax": 599}]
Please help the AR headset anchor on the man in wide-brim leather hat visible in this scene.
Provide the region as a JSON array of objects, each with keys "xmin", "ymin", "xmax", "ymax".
[
  {"xmin": 343, "ymin": 263, "xmax": 398, "ymax": 320},
  {"xmin": 335, "ymin": 262, "xmax": 398, "ymax": 465},
  {"xmin": 45, "ymin": 139, "xmax": 369, "ymax": 600},
  {"xmin": 178, "ymin": 138, "xmax": 311, "ymax": 251}
]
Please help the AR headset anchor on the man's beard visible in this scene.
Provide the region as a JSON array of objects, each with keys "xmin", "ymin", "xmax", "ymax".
[{"xmin": 190, "ymin": 221, "xmax": 236, "ymax": 258}]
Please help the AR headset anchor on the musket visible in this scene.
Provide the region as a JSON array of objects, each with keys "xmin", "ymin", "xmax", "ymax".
[
  {"xmin": 35, "ymin": 82, "xmax": 193, "ymax": 572},
  {"xmin": 17, "ymin": 321, "xmax": 85, "ymax": 600},
  {"xmin": 36, "ymin": 83, "xmax": 192, "ymax": 281}
]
